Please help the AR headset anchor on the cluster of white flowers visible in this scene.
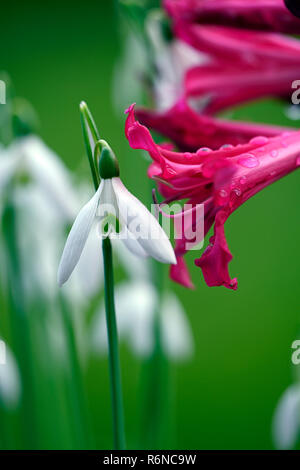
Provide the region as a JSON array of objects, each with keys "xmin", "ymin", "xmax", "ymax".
[{"xmin": 0, "ymin": 130, "xmax": 194, "ymax": 392}]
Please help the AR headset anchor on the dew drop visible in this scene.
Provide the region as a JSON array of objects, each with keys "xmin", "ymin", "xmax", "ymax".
[
  {"xmin": 296, "ymin": 156, "xmax": 300, "ymax": 166},
  {"xmin": 220, "ymin": 144, "xmax": 234, "ymax": 149},
  {"xmin": 219, "ymin": 189, "xmax": 228, "ymax": 198},
  {"xmin": 233, "ymin": 188, "xmax": 242, "ymax": 197},
  {"xmin": 250, "ymin": 136, "xmax": 268, "ymax": 145},
  {"xmin": 270, "ymin": 150, "xmax": 278, "ymax": 158},
  {"xmin": 197, "ymin": 147, "xmax": 211, "ymax": 154},
  {"xmin": 239, "ymin": 176, "xmax": 247, "ymax": 185},
  {"xmin": 238, "ymin": 154, "xmax": 259, "ymax": 168}
]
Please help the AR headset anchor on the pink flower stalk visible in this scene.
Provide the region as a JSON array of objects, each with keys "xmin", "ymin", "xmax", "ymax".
[
  {"xmin": 164, "ymin": 0, "xmax": 300, "ymax": 34},
  {"xmin": 125, "ymin": 104, "xmax": 300, "ymax": 289},
  {"xmin": 173, "ymin": 24, "xmax": 300, "ymax": 113},
  {"xmin": 135, "ymin": 99, "xmax": 292, "ymax": 152}
]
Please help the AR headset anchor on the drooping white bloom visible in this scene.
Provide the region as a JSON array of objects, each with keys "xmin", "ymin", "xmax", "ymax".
[
  {"xmin": 0, "ymin": 340, "xmax": 21, "ymax": 410},
  {"xmin": 160, "ymin": 292, "xmax": 194, "ymax": 360},
  {"xmin": 58, "ymin": 176, "xmax": 176, "ymax": 286},
  {"xmin": 272, "ymin": 384, "xmax": 300, "ymax": 449},
  {"xmin": 91, "ymin": 279, "xmax": 194, "ymax": 361}
]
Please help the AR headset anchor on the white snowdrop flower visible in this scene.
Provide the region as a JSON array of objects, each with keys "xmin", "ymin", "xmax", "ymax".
[
  {"xmin": 273, "ymin": 384, "xmax": 300, "ymax": 449},
  {"xmin": 91, "ymin": 281, "xmax": 194, "ymax": 361},
  {"xmin": 58, "ymin": 140, "xmax": 176, "ymax": 287},
  {"xmin": 0, "ymin": 340, "xmax": 21, "ymax": 410}
]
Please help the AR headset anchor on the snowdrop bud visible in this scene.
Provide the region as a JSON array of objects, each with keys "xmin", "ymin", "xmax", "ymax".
[{"xmin": 96, "ymin": 140, "xmax": 120, "ymax": 179}]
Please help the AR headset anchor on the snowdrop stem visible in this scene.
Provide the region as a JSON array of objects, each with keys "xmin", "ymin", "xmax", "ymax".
[
  {"xmin": 102, "ymin": 236, "xmax": 126, "ymax": 450},
  {"xmin": 79, "ymin": 101, "xmax": 100, "ymax": 190}
]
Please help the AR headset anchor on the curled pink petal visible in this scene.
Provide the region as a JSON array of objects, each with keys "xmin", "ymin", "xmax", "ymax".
[{"xmin": 195, "ymin": 210, "xmax": 237, "ymax": 290}]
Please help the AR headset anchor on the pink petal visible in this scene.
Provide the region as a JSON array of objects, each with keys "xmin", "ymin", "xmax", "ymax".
[
  {"xmin": 195, "ymin": 210, "xmax": 238, "ymax": 290},
  {"xmin": 170, "ymin": 255, "xmax": 194, "ymax": 289}
]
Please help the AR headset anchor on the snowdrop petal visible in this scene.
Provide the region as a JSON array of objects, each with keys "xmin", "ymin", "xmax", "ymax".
[
  {"xmin": 21, "ymin": 136, "xmax": 79, "ymax": 220},
  {"xmin": 0, "ymin": 341, "xmax": 21, "ymax": 409},
  {"xmin": 161, "ymin": 292, "xmax": 194, "ymax": 360},
  {"xmin": 91, "ymin": 281, "xmax": 157, "ymax": 357},
  {"xmin": 121, "ymin": 227, "xmax": 149, "ymax": 259},
  {"xmin": 273, "ymin": 384, "xmax": 300, "ymax": 450},
  {"xmin": 113, "ymin": 238, "xmax": 151, "ymax": 281},
  {"xmin": 112, "ymin": 177, "xmax": 176, "ymax": 264},
  {"xmin": 57, "ymin": 182, "xmax": 103, "ymax": 286}
]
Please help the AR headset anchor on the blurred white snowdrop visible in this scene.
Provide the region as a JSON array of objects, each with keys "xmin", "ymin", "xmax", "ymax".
[
  {"xmin": 0, "ymin": 136, "xmax": 103, "ymax": 303},
  {"xmin": 0, "ymin": 340, "xmax": 21, "ymax": 410},
  {"xmin": 91, "ymin": 251, "xmax": 194, "ymax": 361},
  {"xmin": 113, "ymin": 10, "xmax": 206, "ymax": 114},
  {"xmin": 273, "ymin": 384, "xmax": 300, "ymax": 449},
  {"xmin": 145, "ymin": 11, "xmax": 207, "ymax": 111},
  {"xmin": 0, "ymin": 135, "xmax": 78, "ymax": 219},
  {"xmin": 113, "ymin": 31, "xmax": 148, "ymax": 112}
]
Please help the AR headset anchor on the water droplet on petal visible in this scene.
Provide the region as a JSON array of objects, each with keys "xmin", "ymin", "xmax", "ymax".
[
  {"xmin": 250, "ymin": 136, "xmax": 268, "ymax": 145},
  {"xmin": 270, "ymin": 170, "xmax": 276, "ymax": 176},
  {"xmin": 219, "ymin": 189, "xmax": 228, "ymax": 198},
  {"xmin": 197, "ymin": 147, "xmax": 212, "ymax": 154},
  {"xmin": 238, "ymin": 154, "xmax": 259, "ymax": 168},
  {"xmin": 239, "ymin": 176, "xmax": 247, "ymax": 185},
  {"xmin": 233, "ymin": 188, "xmax": 242, "ymax": 197},
  {"xmin": 296, "ymin": 156, "xmax": 300, "ymax": 166},
  {"xmin": 220, "ymin": 144, "xmax": 234, "ymax": 149},
  {"xmin": 271, "ymin": 150, "xmax": 278, "ymax": 158}
]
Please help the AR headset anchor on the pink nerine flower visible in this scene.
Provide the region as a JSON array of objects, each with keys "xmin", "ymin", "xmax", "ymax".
[
  {"xmin": 135, "ymin": 99, "xmax": 292, "ymax": 152},
  {"xmin": 125, "ymin": 104, "xmax": 300, "ymax": 289},
  {"xmin": 164, "ymin": 0, "xmax": 300, "ymax": 34},
  {"xmin": 174, "ymin": 24, "xmax": 300, "ymax": 113}
]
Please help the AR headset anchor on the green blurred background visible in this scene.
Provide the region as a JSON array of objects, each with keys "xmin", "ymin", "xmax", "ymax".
[{"xmin": 1, "ymin": 0, "xmax": 299, "ymax": 450}]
